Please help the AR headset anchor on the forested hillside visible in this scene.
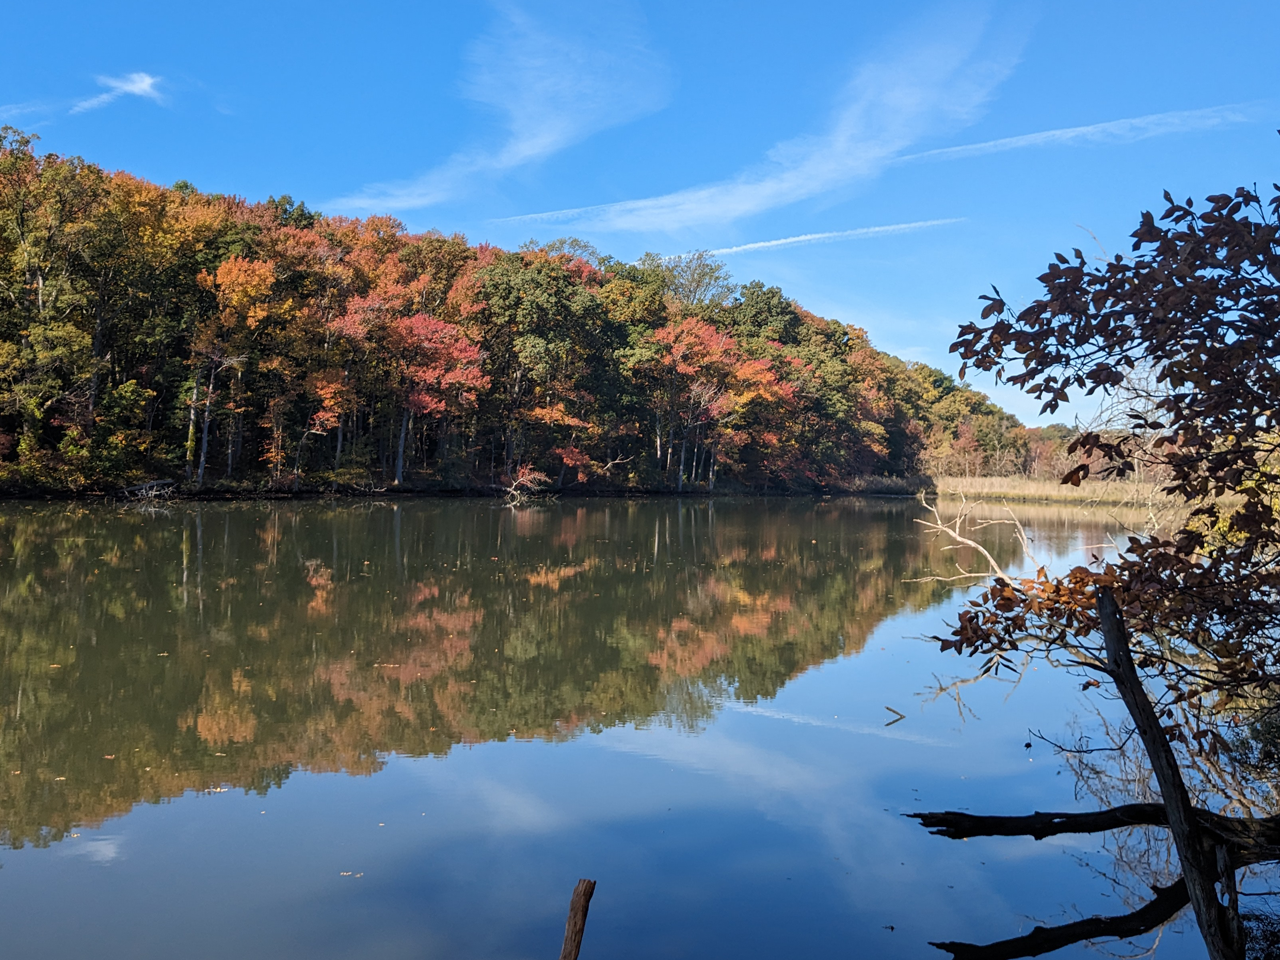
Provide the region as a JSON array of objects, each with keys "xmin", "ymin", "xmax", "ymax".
[{"xmin": 0, "ymin": 128, "xmax": 1051, "ymax": 495}]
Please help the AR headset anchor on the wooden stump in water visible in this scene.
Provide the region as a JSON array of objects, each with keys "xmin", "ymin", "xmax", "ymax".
[{"xmin": 558, "ymin": 878, "xmax": 596, "ymax": 960}]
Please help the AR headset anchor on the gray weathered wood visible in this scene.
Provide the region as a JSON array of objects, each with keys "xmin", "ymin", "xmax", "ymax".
[{"xmin": 558, "ymin": 878, "xmax": 596, "ymax": 960}]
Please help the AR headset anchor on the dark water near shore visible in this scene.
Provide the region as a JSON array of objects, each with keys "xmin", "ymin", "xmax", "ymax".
[{"xmin": 0, "ymin": 498, "xmax": 1204, "ymax": 958}]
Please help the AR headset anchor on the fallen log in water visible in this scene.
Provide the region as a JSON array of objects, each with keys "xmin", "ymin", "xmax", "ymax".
[
  {"xmin": 909, "ymin": 799, "xmax": 1280, "ymax": 958},
  {"xmin": 930, "ymin": 879, "xmax": 1190, "ymax": 960}
]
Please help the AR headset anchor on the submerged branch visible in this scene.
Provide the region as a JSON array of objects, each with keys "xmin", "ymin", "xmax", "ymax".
[
  {"xmin": 930, "ymin": 878, "xmax": 1189, "ymax": 960},
  {"xmin": 909, "ymin": 805, "xmax": 1280, "ymax": 865},
  {"xmin": 908, "ymin": 804, "xmax": 1169, "ymax": 840}
]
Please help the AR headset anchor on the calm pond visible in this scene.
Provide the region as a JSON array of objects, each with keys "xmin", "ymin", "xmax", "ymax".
[{"xmin": 0, "ymin": 498, "xmax": 1204, "ymax": 959}]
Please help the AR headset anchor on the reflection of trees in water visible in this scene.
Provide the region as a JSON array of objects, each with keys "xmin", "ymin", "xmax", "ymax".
[{"xmin": 0, "ymin": 498, "xmax": 1096, "ymax": 849}]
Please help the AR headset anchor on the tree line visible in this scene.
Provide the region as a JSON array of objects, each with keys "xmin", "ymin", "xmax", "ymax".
[{"xmin": 0, "ymin": 127, "xmax": 1053, "ymax": 495}]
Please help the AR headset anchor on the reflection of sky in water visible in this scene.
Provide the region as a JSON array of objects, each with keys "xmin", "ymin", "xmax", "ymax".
[
  {"xmin": 56, "ymin": 835, "xmax": 124, "ymax": 864},
  {"xmin": 0, "ymin": 500, "xmax": 1203, "ymax": 959}
]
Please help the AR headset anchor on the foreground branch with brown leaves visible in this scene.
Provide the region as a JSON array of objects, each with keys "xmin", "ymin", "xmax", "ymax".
[{"xmin": 918, "ymin": 177, "xmax": 1280, "ymax": 960}]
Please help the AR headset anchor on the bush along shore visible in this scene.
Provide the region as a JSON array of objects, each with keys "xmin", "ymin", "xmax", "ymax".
[{"xmin": 1, "ymin": 129, "xmax": 1078, "ymax": 499}]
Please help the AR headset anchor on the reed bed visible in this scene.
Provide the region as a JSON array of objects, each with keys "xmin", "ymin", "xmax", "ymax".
[{"xmin": 930, "ymin": 476, "xmax": 1170, "ymax": 508}]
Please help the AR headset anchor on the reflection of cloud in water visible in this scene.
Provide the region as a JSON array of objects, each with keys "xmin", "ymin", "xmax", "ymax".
[
  {"xmin": 724, "ymin": 701, "xmax": 949, "ymax": 746},
  {"xmin": 443, "ymin": 776, "xmax": 563, "ymax": 833},
  {"xmin": 58, "ymin": 835, "xmax": 124, "ymax": 864},
  {"xmin": 406, "ymin": 766, "xmax": 569, "ymax": 836},
  {"xmin": 594, "ymin": 723, "xmax": 1024, "ymax": 937},
  {"xmin": 601, "ymin": 726, "xmax": 829, "ymax": 796}
]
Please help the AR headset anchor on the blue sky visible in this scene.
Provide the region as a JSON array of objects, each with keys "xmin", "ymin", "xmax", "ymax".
[{"xmin": 5, "ymin": 1, "xmax": 1276, "ymax": 423}]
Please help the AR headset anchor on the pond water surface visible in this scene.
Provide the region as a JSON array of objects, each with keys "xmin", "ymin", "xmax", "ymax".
[{"xmin": 0, "ymin": 498, "xmax": 1205, "ymax": 959}]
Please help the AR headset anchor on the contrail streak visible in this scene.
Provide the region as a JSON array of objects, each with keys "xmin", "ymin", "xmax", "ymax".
[{"xmin": 710, "ymin": 218, "xmax": 963, "ymax": 255}]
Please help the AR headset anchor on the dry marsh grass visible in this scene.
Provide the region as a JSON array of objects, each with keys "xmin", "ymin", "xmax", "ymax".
[{"xmin": 931, "ymin": 476, "xmax": 1170, "ymax": 508}]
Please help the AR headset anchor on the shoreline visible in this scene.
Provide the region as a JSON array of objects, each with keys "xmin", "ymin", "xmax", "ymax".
[{"xmin": 0, "ymin": 475, "xmax": 1168, "ymax": 506}]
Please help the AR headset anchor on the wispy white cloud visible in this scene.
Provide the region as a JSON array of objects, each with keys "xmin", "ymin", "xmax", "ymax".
[
  {"xmin": 897, "ymin": 104, "xmax": 1252, "ymax": 163},
  {"xmin": 604, "ymin": 727, "xmax": 831, "ymax": 796},
  {"xmin": 0, "ymin": 101, "xmax": 46, "ymax": 122},
  {"xmin": 505, "ymin": 11, "xmax": 1023, "ymax": 232},
  {"xmin": 710, "ymin": 218, "xmax": 963, "ymax": 255},
  {"xmin": 71, "ymin": 73, "xmax": 163, "ymax": 114},
  {"xmin": 332, "ymin": 2, "xmax": 670, "ymax": 212}
]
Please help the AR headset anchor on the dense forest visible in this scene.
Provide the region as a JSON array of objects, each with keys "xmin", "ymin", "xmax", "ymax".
[{"xmin": 0, "ymin": 128, "xmax": 1061, "ymax": 495}]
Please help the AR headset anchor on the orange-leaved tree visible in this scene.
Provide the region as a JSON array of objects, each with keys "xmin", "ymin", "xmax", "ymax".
[{"xmin": 637, "ymin": 314, "xmax": 792, "ymax": 491}]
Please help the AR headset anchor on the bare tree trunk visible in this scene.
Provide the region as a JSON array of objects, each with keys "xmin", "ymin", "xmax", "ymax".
[
  {"xmin": 292, "ymin": 412, "xmax": 319, "ymax": 492},
  {"xmin": 331, "ymin": 414, "xmax": 344, "ymax": 491},
  {"xmin": 435, "ymin": 416, "xmax": 449, "ymax": 461},
  {"xmin": 378, "ymin": 415, "xmax": 388, "ymax": 478},
  {"xmin": 226, "ymin": 419, "xmax": 235, "ymax": 479},
  {"xmin": 87, "ymin": 289, "xmax": 111, "ymax": 417},
  {"xmin": 395, "ymin": 407, "xmax": 409, "ymax": 485},
  {"xmin": 185, "ymin": 374, "xmax": 200, "ymax": 481},
  {"xmin": 677, "ymin": 435, "xmax": 687, "ymax": 492},
  {"xmin": 196, "ymin": 365, "xmax": 217, "ymax": 489},
  {"xmin": 504, "ymin": 425, "xmax": 517, "ymax": 480},
  {"xmin": 1097, "ymin": 589, "xmax": 1244, "ymax": 960}
]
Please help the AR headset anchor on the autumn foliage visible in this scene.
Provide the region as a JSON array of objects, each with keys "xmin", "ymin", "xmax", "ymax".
[{"xmin": 0, "ymin": 128, "xmax": 1022, "ymax": 494}]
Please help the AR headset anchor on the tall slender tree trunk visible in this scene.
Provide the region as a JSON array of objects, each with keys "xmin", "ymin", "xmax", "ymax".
[
  {"xmin": 185, "ymin": 374, "xmax": 201, "ymax": 481},
  {"xmin": 436, "ymin": 417, "xmax": 449, "ymax": 461},
  {"xmin": 196, "ymin": 365, "xmax": 218, "ymax": 489},
  {"xmin": 88, "ymin": 292, "xmax": 109, "ymax": 417},
  {"xmin": 331, "ymin": 414, "xmax": 345, "ymax": 492},
  {"xmin": 379, "ymin": 416, "xmax": 388, "ymax": 478},
  {"xmin": 504, "ymin": 425, "xmax": 517, "ymax": 479},
  {"xmin": 708, "ymin": 444, "xmax": 717, "ymax": 493},
  {"xmin": 225, "ymin": 416, "xmax": 235, "ymax": 478},
  {"xmin": 395, "ymin": 407, "xmax": 409, "ymax": 485},
  {"xmin": 292, "ymin": 411, "xmax": 319, "ymax": 491},
  {"xmin": 226, "ymin": 369, "xmax": 243, "ymax": 478},
  {"xmin": 677, "ymin": 435, "xmax": 687, "ymax": 493}
]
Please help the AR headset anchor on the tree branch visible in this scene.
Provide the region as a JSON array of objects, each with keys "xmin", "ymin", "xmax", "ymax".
[
  {"xmin": 910, "ymin": 803, "xmax": 1280, "ymax": 870},
  {"xmin": 908, "ymin": 804, "xmax": 1170, "ymax": 840},
  {"xmin": 930, "ymin": 878, "xmax": 1189, "ymax": 960}
]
